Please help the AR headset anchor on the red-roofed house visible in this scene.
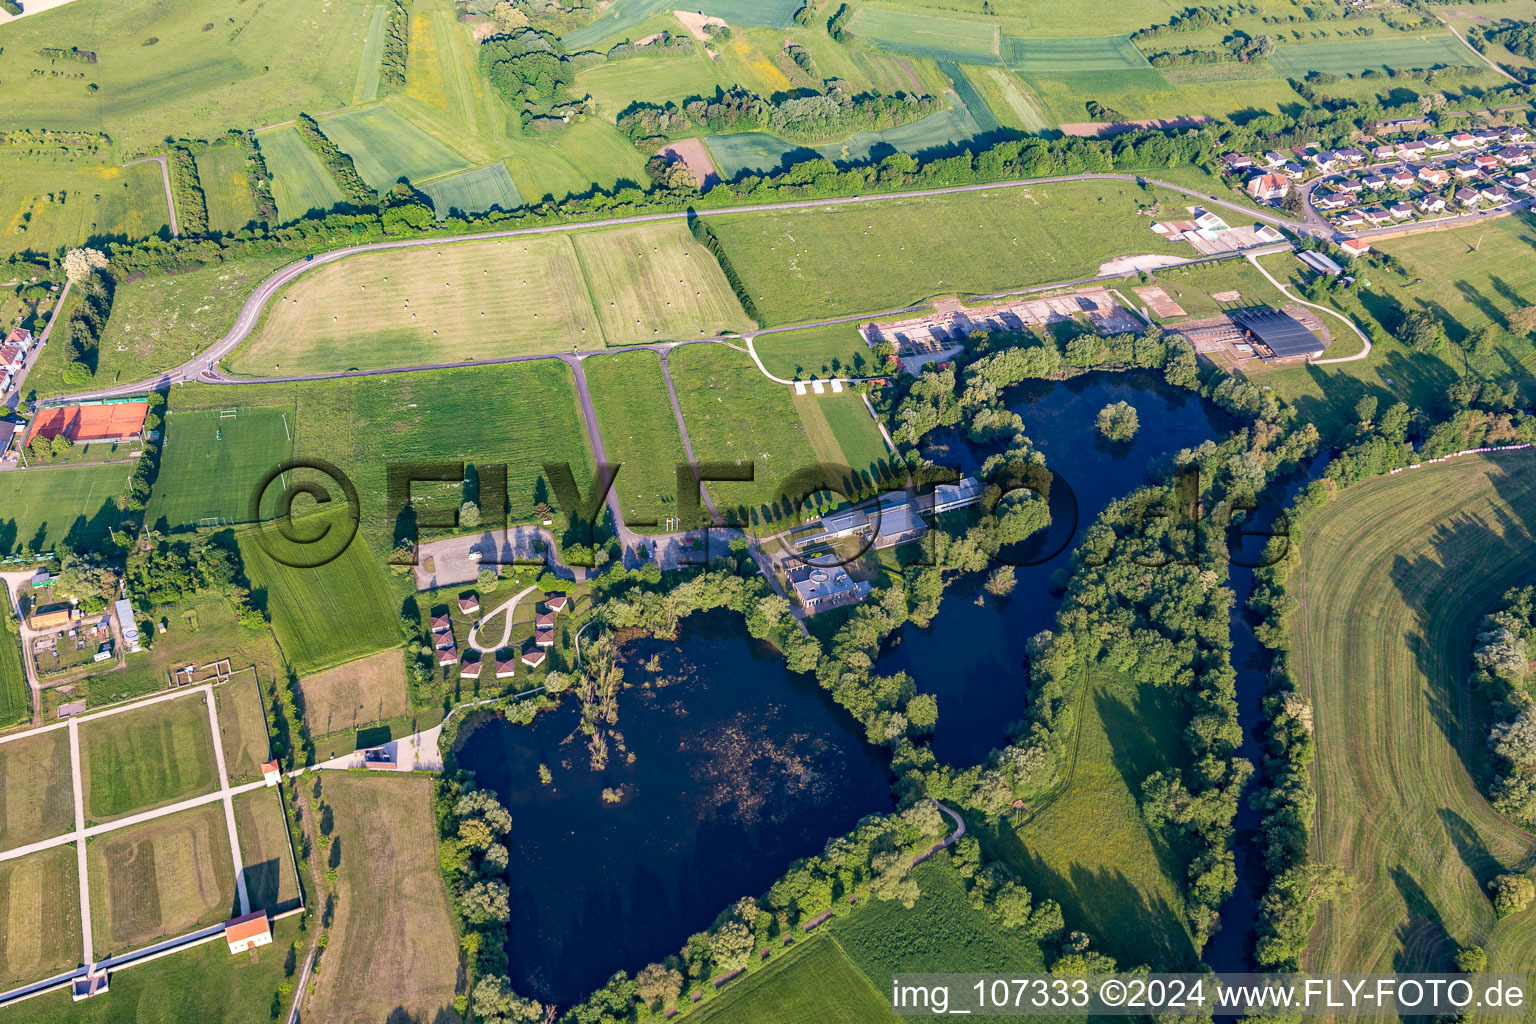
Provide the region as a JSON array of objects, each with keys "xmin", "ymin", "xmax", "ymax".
[
  {"xmin": 535, "ymin": 629, "xmax": 555, "ymax": 648},
  {"xmin": 545, "ymin": 595, "xmax": 569, "ymax": 613},
  {"xmin": 495, "ymin": 656, "xmax": 516, "ymax": 679},
  {"xmin": 535, "ymin": 612, "xmax": 555, "ymax": 630},
  {"xmin": 1246, "ymin": 173, "xmax": 1289, "ymax": 201},
  {"xmin": 437, "ymin": 646, "xmax": 459, "ymax": 667},
  {"xmin": 1340, "ymin": 238, "xmax": 1372, "ymax": 257},
  {"xmin": 225, "ymin": 911, "xmax": 272, "ymax": 954},
  {"xmin": 460, "ymin": 653, "xmax": 482, "ymax": 678},
  {"xmin": 261, "ymin": 760, "xmax": 281, "ymax": 787},
  {"xmin": 429, "ymin": 613, "xmax": 452, "ymax": 634},
  {"xmin": 521, "ymin": 649, "xmax": 546, "ymax": 668},
  {"xmin": 458, "ymin": 595, "xmax": 479, "ymax": 615}
]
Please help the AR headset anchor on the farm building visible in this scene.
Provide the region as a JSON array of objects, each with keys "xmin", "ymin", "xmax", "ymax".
[
  {"xmin": 24, "ymin": 397, "xmax": 149, "ymax": 446},
  {"xmin": 224, "ymin": 910, "xmax": 273, "ymax": 954},
  {"xmin": 1297, "ymin": 251, "xmax": 1344, "ymax": 277},
  {"xmin": 28, "ymin": 604, "xmax": 73, "ymax": 630},
  {"xmin": 787, "ymin": 564, "xmax": 871, "ymax": 614},
  {"xmin": 1231, "ymin": 309, "xmax": 1328, "ymax": 362}
]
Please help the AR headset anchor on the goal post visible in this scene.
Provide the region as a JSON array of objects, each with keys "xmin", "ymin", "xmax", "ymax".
[{"xmin": 218, "ymin": 408, "xmax": 238, "ymax": 419}]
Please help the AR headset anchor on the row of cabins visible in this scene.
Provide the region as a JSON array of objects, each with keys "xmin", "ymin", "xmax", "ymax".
[{"xmin": 430, "ymin": 593, "xmax": 568, "ymax": 672}]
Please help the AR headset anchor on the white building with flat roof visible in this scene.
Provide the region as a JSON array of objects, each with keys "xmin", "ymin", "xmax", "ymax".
[{"xmin": 114, "ymin": 598, "xmax": 141, "ymax": 653}]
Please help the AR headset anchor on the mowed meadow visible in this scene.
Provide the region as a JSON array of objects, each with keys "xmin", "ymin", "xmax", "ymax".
[{"xmin": 1293, "ymin": 457, "xmax": 1536, "ymax": 979}]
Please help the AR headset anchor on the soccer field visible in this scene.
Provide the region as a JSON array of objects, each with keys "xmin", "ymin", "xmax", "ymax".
[
  {"xmin": 147, "ymin": 404, "xmax": 297, "ymax": 531},
  {"xmin": 0, "ymin": 463, "xmax": 129, "ymax": 555},
  {"xmin": 0, "ymin": 727, "xmax": 75, "ymax": 850}
]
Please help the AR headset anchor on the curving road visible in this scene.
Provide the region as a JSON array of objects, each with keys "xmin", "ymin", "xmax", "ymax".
[
  {"xmin": 46, "ymin": 171, "xmax": 1312, "ymax": 405},
  {"xmin": 1245, "ymin": 252, "xmax": 1372, "ymax": 364}
]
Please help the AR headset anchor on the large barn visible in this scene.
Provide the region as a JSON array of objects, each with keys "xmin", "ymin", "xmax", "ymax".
[{"xmin": 1230, "ymin": 309, "xmax": 1328, "ymax": 362}]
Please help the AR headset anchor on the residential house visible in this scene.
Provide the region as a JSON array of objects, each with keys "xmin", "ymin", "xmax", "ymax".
[
  {"xmin": 1482, "ymin": 185, "xmax": 1512, "ymax": 204},
  {"xmin": 458, "ymin": 595, "xmax": 479, "ymax": 615},
  {"xmin": 787, "ymin": 564, "xmax": 872, "ymax": 613},
  {"xmin": 1424, "ymin": 135, "xmax": 1451, "ymax": 152},
  {"xmin": 1336, "ymin": 146, "xmax": 1366, "ymax": 163},
  {"xmin": 1508, "ymin": 126, "xmax": 1530, "ymax": 142},
  {"xmin": 1340, "ymin": 238, "xmax": 1372, "ymax": 256},
  {"xmin": 437, "ymin": 646, "xmax": 459, "ymax": 667},
  {"xmin": 1417, "ymin": 166, "xmax": 1450, "ymax": 186},
  {"xmin": 521, "ymin": 649, "xmax": 547, "ymax": 669},
  {"xmin": 460, "ymin": 653, "xmax": 482, "ymax": 678},
  {"xmin": 1473, "ymin": 127, "xmax": 1502, "ymax": 143},
  {"xmin": 1388, "ymin": 202, "xmax": 1412, "ymax": 219},
  {"xmin": 1362, "ymin": 207, "xmax": 1392, "ymax": 225},
  {"xmin": 1282, "ymin": 161, "xmax": 1307, "ymax": 179},
  {"xmin": 1310, "ymin": 151, "xmax": 1338, "ymax": 172},
  {"xmin": 545, "ymin": 595, "xmax": 569, "ymax": 613},
  {"xmin": 1312, "ymin": 191, "xmax": 1348, "ymax": 211},
  {"xmin": 1361, "ymin": 174, "xmax": 1387, "ymax": 190},
  {"xmin": 1221, "ymin": 152, "xmax": 1254, "ymax": 173},
  {"xmin": 1475, "ymin": 153, "xmax": 1500, "ymax": 171},
  {"xmin": 1246, "ymin": 173, "xmax": 1289, "ymax": 200},
  {"xmin": 1335, "ymin": 179, "xmax": 1364, "ymax": 195},
  {"xmin": 1398, "ymin": 139, "xmax": 1429, "ymax": 158},
  {"xmin": 1456, "ymin": 187, "xmax": 1482, "ymax": 207},
  {"xmin": 1337, "ymin": 210, "xmax": 1367, "ymax": 227},
  {"xmin": 1263, "ymin": 151, "xmax": 1287, "ymax": 168},
  {"xmin": 1497, "ymin": 146, "xmax": 1530, "ymax": 166},
  {"xmin": 1452, "ymin": 163, "xmax": 1481, "ymax": 179},
  {"xmin": 495, "ymin": 656, "xmax": 516, "ymax": 679},
  {"xmin": 534, "ymin": 629, "xmax": 555, "ymax": 648},
  {"xmin": 225, "ymin": 911, "xmax": 272, "ymax": 955},
  {"xmin": 535, "ymin": 611, "xmax": 555, "ymax": 630},
  {"xmin": 430, "ymin": 612, "xmax": 452, "ymax": 634},
  {"xmin": 1387, "ymin": 168, "xmax": 1416, "ymax": 187},
  {"xmin": 1372, "ymin": 144, "xmax": 1398, "ymax": 160},
  {"xmin": 1417, "ymin": 195, "xmax": 1447, "ymax": 213},
  {"xmin": 1450, "ymin": 132, "xmax": 1477, "ymax": 148}
]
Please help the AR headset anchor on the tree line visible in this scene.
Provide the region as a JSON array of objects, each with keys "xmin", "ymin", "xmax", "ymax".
[
  {"xmin": 616, "ymin": 84, "xmax": 940, "ymax": 147},
  {"xmin": 167, "ymin": 145, "xmax": 209, "ymax": 236},
  {"xmin": 294, "ymin": 113, "xmax": 375, "ymax": 207}
]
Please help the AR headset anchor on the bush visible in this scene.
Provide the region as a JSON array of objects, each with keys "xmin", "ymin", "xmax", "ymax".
[
  {"xmin": 1490, "ymin": 873, "xmax": 1534, "ymax": 918},
  {"xmin": 62, "ymin": 361, "xmax": 93, "ymax": 386}
]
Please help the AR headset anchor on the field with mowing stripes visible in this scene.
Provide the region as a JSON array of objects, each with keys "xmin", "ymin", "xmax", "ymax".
[
  {"xmin": 88, "ymin": 802, "xmax": 237, "ymax": 952},
  {"xmin": 753, "ymin": 324, "xmax": 877, "ymax": 381},
  {"xmin": 1293, "ymin": 457, "xmax": 1536, "ymax": 979},
  {"xmin": 938, "ymin": 60, "xmax": 1000, "ymax": 133},
  {"xmin": 0, "ymin": 728, "xmax": 74, "ymax": 849},
  {"xmin": 0, "ymin": 625, "xmax": 25, "ymax": 729},
  {"xmin": 147, "ymin": 404, "xmax": 296, "ymax": 532},
  {"xmin": 80, "ymin": 694, "xmax": 219, "ymax": 822},
  {"xmin": 318, "ymin": 104, "xmax": 471, "ymax": 190},
  {"xmin": 846, "ymin": 6, "xmax": 1000, "ymax": 63},
  {"xmin": 229, "ymin": 236, "xmax": 598, "ymax": 374},
  {"xmin": 297, "ymin": 649, "xmax": 411, "ymax": 742},
  {"xmin": 236, "ymin": 507, "xmax": 400, "ymax": 676},
  {"xmin": 572, "ymin": 222, "xmax": 752, "ymax": 345},
  {"xmin": 418, "ymin": 163, "xmax": 524, "ymax": 219},
  {"xmin": 353, "ymin": 3, "xmax": 389, "ymax": 103},
  {"xmin": 584, "ymin": 350, "xmax": 694, "ymax": 529},
  {"xmin": 965, "ymin": 66, "xmax": 1053, "ymax": 132},
  {"xmin": 233, "ymin": 787, "xmax": 300, "ymax": 915},
  {"xmin": 195, "ymin": 142, "xmax": 259, "ymax": 235},
  {"xmin": 708, "ymin": 182, "xmax": 1189, "ymax": 324},
  {"xmin": 0, "ymin": 464, "xmax": 127, "ymax": 556},
  {"xmin": 258, "ymin": 127, "xmax": 346, "ymax": 221},
  {"xmin": 795, "ymin": 392, "xmax": 895, "ymax": 498},
  {"xmin": 1269, "ymin": 34, "xmax": 1477, "ymax": 76},
  {"xmin": 670, "ymin": 344, "xmax": 823, "ymax": 525},
  {"xmin": 215, "ymin": 675, "xmax": 271, "ymax": 785},
  {"xmin": 693, "ymin": 935, "xmax": 897, "ymax": 1023},
  {"xmin": 0, "ymin": 845, "xmax": 82, "ymax": 989},
  {"xmin": 1003, "ymin": 34, "xmax": 1149, "ymax": 71}
]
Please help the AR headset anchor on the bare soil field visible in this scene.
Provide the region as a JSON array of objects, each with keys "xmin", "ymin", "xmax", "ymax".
[
  {"xmin": 297, "ymin": 649, "xmax": 411, "ymax": 741},
  {"xmin": 655, "ymin": 138, "xmax": 720, "ymax": 189}
]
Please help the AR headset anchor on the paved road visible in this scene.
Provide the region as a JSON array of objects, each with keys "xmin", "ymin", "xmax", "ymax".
[
  {"xmin": 467, "ymin": 584, "xmax": 538, "ymax": 653},
  {"xmin": 48, "ymin": 171, "xmax": 1313, "ymax": 405},
  {"xmin": 1245, "ymin": 252, "xmax": 1373, "ymax": 364},
  {"xmin": 124, "ymin": 156, "xmax": 178, "ymax": 238},
  {"xmin": 657, "ymin": 347, "xmax": 722, "ymax": 524},
  {"xmin": 205, "ymin": 692, "xmax": 251, "ymax": 917},
  {"xmin": 67, "ymin": 715, "xmax": 92, "ymax": 967},
  {"xmin": 5, "ymin": 276, "xmax": 71, "ymax": 415},
  {"xmin": 1436, "ymin": 12, "xmax": 1520, "ymax": 85}
]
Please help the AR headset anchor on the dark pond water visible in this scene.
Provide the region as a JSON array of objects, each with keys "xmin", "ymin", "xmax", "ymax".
[
  {"xmin": 877, "ymin": 370, "xmax": 1238, "ymax": 767},
  {"xmin": 454, "ymin": 611, "xmax": 894, "ymax": 1006}
]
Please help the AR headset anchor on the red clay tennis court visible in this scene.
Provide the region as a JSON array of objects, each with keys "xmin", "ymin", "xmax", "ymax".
[{"xmin": 25, "ymin": 400, "xmax": 148, "ymax": 445}]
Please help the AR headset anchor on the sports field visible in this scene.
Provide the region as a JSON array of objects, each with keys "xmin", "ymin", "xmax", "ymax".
[
  {"xmin": 317, "ymin": 104, "xmax": 471, "ymax": 190},
  {"xmin": 0, "ymin": 464, "xmax": 128, "ymax": 556},
  {"xmin": 795, "ymin": 391, "xmax": 894, "ymax": 498},
  {"xmin": 236, "ymin": 507, "xmax": 400, "ymax": 676},
  {"xmin": 0, "ymin": 0, "xmax": 373, "ymax": 148},
  {"xmin": 303, "ymin": 773, "xmax": 460, "ymax": 1024},
  {"xmin": 846, "ymin": 6, "xmax": 1001, "ymax": 63},
  {"xmin": 669, "ymin": 343, "xmax": 824, "ymax": 524},
  {"xmin": 215, "ymin": 674, "xmax": 271, "ymax": 784},
  {"xmin": 146, "ymin": 403, "xmax": 297, "ymax": 531},
  {"xmin": 196, "ymin": 142, "xmax": 259, "ymax": 235},
  {"xmin": 583, "ymin": 350, "xmax": 694, "ymax": 529},
  {"xmin": 1294, "ymin": 456, "xmax": 1536, "ymax": 978},
  {"xmin": 1002, "ymin": 34, "xmax": 1149, "ymax": 71},
  {"xmin": 417, "ymin": 162, "xmax": 524, "ymax": 220},
  {"xmin": 572, "ymin": 222, "xmax": 753, "ymax": 345},
  {"xmin": 0, "ymin": 154, "xmax": 170, "ymax": 260},
  {"xmin": 708, "ymin": 182, "xmax": 1190, "ymax": 325},
  {"xmin": 80, "ymin": 694, "xmax": 220, "ymax": 822},
  {"xmin": 0, "ymin": 728, "xmax": 74, "ymax": 850},
  {"xmin": 228, "ymin": 236, "xmax": 600, "ymax": 374},
  {"xmin": 753, "ymin": 324, "xmax": 877, "ymax": 381},
  {"xmin": 233, "ymin": 786, "xmax": 301, "ymax": 915},
  {"xmin": 258, "ymin": 126, "xmax": 346, "ymax": 221},
  {"xmin": 88, "ymin": 802, "xmax": 238, "ymax": 952},
  {"xmin": 297, "ymin": 648, "xmax": 411, "ymax": 740},
  {"xmin": 986, "ymin": 676, "xmax": 1198, "ymax": 969},
  {"xmin": 693, "ymin": 935, "xmax": 898, "ymax": 1023},
  {"xmin": 1269, "ymin": 34, "xmax": 1478, "ymax": 76},
  {"xmin": 0, "ymin": 845, "xmax": 82, "ymax": 989}
]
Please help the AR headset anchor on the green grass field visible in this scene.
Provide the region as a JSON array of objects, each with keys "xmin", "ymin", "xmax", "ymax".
[
  {"xmin": 692, "ymin": 934, "xmax": 898, "ymax": 1023},
  {"xmin": 847, "ymin": 6, "xmax": 1001, "ymax": 63},
  {"xmin": 0, "ymin": 612, "xmax": 29, "ymax": 729},
  {"xmin": 417, "ymin": 162, "xmax": 524, "ymax": 220},
  {"xmin": 1003, "ymin": 34, "xmax": 1149, "ymax": 71},
  {"xmin": 0, "ymin": 464, "xmax": 128, "ymax": 555},
  {"xmin": 232, "ymin": 786, "xmax": 301, "ymax": 915},
  {"xmin": 1022, "ymin": 66, "xmax": 1300, "ymax": 123},
  {"xmin": 258, "ymin": 126, "xmax": 347, "ymax": 221},
  {"xmin": 196, "ymin": 142, "xmax": 260, "ymax": 235},
  {"xmin": 0, "ymin": 728, "xmax": 74, "ymax": 849},
  {"xmin": 88, "ymin": 801, "xmax": 238, "ymax": 952},
  {"xmin": 583, "ymin": 349, "xmax": 694, "ymax": 529},
  {"xmin": 707, "ymin": 181, "xmax": 1189, "ymax": 324},
  {"xmin": 353, "ymin": 3, "xmax": 389, "ymax": 103},
  {"xmin": 0, "ymin": 0, "xmax": 375, "ymax": 150},
  {"xmin": 1269, "ymin": 34, "xmax": 1479, "ymax": 76},
  {"xmin": 795, "ymin": 391, "xmax": 894, "ymax": 498},
  {"xmin": 6, "ymin": 917, "xmax": 298, "ymax": 1023},
  {"xmin": 983, "ymin": 676, "xmax": 1198, "ymax": 969},
  {"xmin": 572, "ymin": 222, "xmax": 753, "ymax": 345},
  {"xmin": 561, "ymin": 0, "xmax": 804, "ymax": 51},
  {"xmin": 1294, "ymin": 456, "xmax": 1536, "ymax": 980},
  {"xmin": 236, "ymin": 506, "xmax": 400, "ymax": 676},
  {"xmin": 0, "ymin": 154, "xmax": 170, "ymax": 260},
  {"xmin": 670, "ymin": 343, "xmax": 824, "ymax": 524},
  {"xmin": 215, "ymin": 674, "xmax": 271, "ymax": 784},
  {"xmin": 297, "ymin": 648, "xmax": 410, "ymax": 741},
  {"xmin": 0, "ymin": 844, "xmax": 82, "ymax": 989},
  {"xmin": 304, "ymin": 773, "xmax": 460, "ymax": 1024},
  {"xmin": 80, "ymin": 693, "xmax": 220, "ymax": 822},
  {"xmin": 228, "ymin": 236, "xmax": 599, "ymax": 374},
  {"xmin": 753, "ymin": 324, "xmax": 877, "ymax": 381},
  {"xmin": 501, "ymin": 118, "xmax": 652, "ymax": 205},
  {"xmin": 146, "ymin": 403, "xmax": 297, "ymax": 531},
  {"xmin": 963, "ymin": 66, "xmax": 1054, "ymax": 132},
  {"xmin": 318, "ymin": 103, "xmax": 472, "ymax": 190},
  {"xmin": 938, "ymin": 60, "xmax": 1001, "ymax": 133},
  {"xmin": 577, "ymin": 49, "xmax": 732, "ymax": 122}
]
